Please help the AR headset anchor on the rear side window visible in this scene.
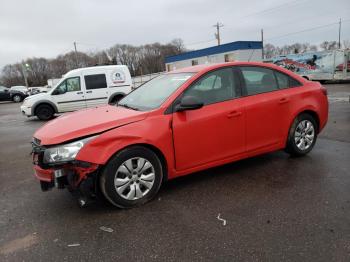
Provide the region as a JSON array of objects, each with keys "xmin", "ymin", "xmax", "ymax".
[
  {"xmin": 84, "ymin": 74, "xmax": 107, "ymax": 90},
  {"xmin": 240, "ymin": 67, "xmax": 278, "ymax": 95},
  {"xmin": 274, "ymin": 71, "xmax": 301, "ymax": 89}
]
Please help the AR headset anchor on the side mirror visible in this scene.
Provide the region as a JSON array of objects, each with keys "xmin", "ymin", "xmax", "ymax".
[
  {"xmin": 4, "ymin": 89, "xmax": 9, "ymax": 93},
  {"xmin": 175, "ymin": 96, "xmax": 204, "ymax": 112},
  {"xmin": 52, "ymin": 88, "xmax": 66, "ymax": 95}
]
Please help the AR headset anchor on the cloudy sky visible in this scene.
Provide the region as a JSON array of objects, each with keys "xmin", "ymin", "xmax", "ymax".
[{"xmin": 0, "ymin": 0, "xmax": 349, "ymax": 69}]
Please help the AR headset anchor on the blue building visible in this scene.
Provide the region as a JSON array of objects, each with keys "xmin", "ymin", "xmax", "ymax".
[{"xmin": 165, "ymin": 41, "xmax": 263, "ymax": 71}]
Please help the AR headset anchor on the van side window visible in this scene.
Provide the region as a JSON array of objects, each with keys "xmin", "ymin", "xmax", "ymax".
[
  {"xmin": 55, "ymin": 77, "xmax": 80, "ymax": 94},
  {"xmin": 240, "ymin": 67, "xmax": 278, "ymax": 95},
  {"xmin": 66, "ymin": 77, "xmax": 81, "ymax": 92},
  {"xmin": 85, "ymin": 74, "xmax": 107, "ymax": 90}
]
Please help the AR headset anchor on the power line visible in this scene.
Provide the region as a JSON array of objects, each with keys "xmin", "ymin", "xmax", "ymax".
[
  {"xmin": 265, "ymin": 19, "xmax": 350, "ymax": 41},
  {"xmin": 185, "ymin": 39, "xmax": 216, "ymax": 47},
  {"xmin": 240, "ymin": 0, "xmax": 305, "ymax": 19}
]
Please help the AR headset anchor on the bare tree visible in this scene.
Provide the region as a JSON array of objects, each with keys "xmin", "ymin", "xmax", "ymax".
[
  {"xmin": 320, "ymin": 41, "xmax": 338, "ymax": 50},
  {"xmin": 0, "ymin": 38, "xmax": 187, "ymax": 85}
]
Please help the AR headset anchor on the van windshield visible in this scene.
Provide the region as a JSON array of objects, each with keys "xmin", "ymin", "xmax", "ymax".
[{"xmin": 118, "ymin": 73, "xmax": 194, "ymax": 111}]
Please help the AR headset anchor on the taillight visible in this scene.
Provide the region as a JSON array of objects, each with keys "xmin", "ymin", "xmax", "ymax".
[{"xmin": 320, "ymin": 86, "xmax": 327, "ymax": 96}]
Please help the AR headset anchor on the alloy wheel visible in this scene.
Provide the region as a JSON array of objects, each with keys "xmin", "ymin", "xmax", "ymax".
[
  {"xmin": 294, "ymin": 120, "xmax": 315, "ymax": 150},
  {"xmin": 13, "ymin": 95, "xmax": 21, "ymax": 102},
  {"xmin": 114, "ymin": 157, "xmax": 155, "ymax": 200}
]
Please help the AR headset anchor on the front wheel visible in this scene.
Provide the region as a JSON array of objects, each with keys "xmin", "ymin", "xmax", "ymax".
[
  {"xmin": 35, "ymin": 104, "xmax": 54, "ymax": 120},
  {"xmin": 285, "ymin": 113, "xmax": 318, "ymax": 156},
  {"xmin": 100, "ymin": 146, "xmax": 163, "ymax": 208}
]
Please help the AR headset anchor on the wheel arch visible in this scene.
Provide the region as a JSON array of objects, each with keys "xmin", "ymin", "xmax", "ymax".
[
  {"xmin": 102, "ymin": 143, "xmax": 169, "ymax": 182},
  {"xmin": 32, "ymin": 100, "xmax": 58, "ymax": 116},
  {"xmin": 108, "ymin": 92, "xmax": 126, "ymax": 104},
  {"xmin": 290, "ymin": 109, "xmax": 320, "ymax": 135}
]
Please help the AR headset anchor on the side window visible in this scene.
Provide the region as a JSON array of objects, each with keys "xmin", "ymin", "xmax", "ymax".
[
  {"xmin": 66, "ymin": 77, "xmax": 81, "ymax": 92},
  {"xmin": 275, "ymin": 71, "xmax": 301, "ymax": 89},
  {"xmin": 240, "ymin": 67, "xmax": 278, "ymax": 95},
  {"xmin": 85, "ymin": 74, "xmax": 107, "ymax": 90},
  {"xmin": 55, "ymin": 80, "xmax": 67, "ymax": 94},
  {"xmin": 184, "ymin": 68, "xmax": 238, "ymax": 105},
  {"xmin": 0, "ymin": 87, "xmax": 5, "ymax": 91},
  {"xmin": 275, "ymin": 71, "xmax": 289, "ymax": 89}
]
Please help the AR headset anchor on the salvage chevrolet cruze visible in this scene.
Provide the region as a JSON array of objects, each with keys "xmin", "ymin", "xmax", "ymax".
[{"xmin": 31, "ymin": 62, "xmax": 328, "ymax": 208}]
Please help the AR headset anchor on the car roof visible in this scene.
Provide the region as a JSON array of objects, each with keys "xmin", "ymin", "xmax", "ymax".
[
  {"xmin": 11, "ymin": 86, "xmax": 27, "ymax": 89},
  {"xmin": 169, "ymin": 61, "xmax": 288, "ymax": 73},
  {"xmin": 167, "ymin": 61, "xmax": 307, "ymax": 83},
  {"xmin": 66, "ymin": 65, "xmax": 128, "ymax": 75}
]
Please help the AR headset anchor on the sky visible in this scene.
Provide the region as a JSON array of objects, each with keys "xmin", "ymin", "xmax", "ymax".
[{"xmin": 0, "ymin": 0, "xmax": 349, "ymax": 70}]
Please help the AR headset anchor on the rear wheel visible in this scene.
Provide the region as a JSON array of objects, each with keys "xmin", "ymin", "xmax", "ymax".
[
  {"xmin": 12, "ymin": 94, "xmax": 22, "ymax": 102},
  {"xmin": 35, "ymin": 104, "xmax": 54, "ymax": 120},
  {"xmin": 285, "ymin": 113, "xmax": 318, "ymax": 156},
  {"xmin": 100, "ymin": 146, "xmax": 163, "ymax": 208}
]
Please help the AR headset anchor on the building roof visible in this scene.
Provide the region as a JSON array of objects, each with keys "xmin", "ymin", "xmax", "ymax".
[{"xmin": 165, "ymin": 41, "xmax": 262, "ymax": 64}]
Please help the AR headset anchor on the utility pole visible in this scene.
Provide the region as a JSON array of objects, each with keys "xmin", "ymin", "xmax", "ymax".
[
  {"xmin": 21, "ymin": 63, "xmax": 29, "ymax": 87},
  {"xmin": 261, "ymin": 29, "xmax": 264, "ymax": 60},
  {"xmin": 74, "ymin": 42, "xmax": 79, "ymax": 68},
  {"xmin": 338, "ymin": 18, "xmax": 342, "ymax": 49},
  {"xmin": 213, "ymin": 22, "xmax": 224, "ymax": 46}
]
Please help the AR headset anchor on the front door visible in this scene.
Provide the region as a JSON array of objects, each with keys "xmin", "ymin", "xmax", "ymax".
[
  {"xmin": 83, "ymin": 73, "xmax": 109, "ymax": 108},
  {"xmin": 172, "ymin": 67, "xmax": 245, "ymax": 171},
  {"xmin": 52, "ymin": 76, "xmax": 86, "ymax": 112}
]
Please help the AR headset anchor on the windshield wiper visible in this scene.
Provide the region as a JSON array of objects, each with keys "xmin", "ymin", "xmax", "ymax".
[{"xmin": 118, "ymin": 103, "xmax": 139, "ymax": 111}]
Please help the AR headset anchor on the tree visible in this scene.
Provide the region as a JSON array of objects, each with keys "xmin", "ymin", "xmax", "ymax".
[
  {"xmin": 320, "ymin": 41, "xmax": 338, "ymax": 50},
  {"xmin": 0, "ymin": 38, "xmax": 186, "ymax": 86}
]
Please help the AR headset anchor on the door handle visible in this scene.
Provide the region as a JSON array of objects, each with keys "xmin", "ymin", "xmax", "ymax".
[
  {"xmin": 279, "ymin": 97, "xmax": 290, "ymax": 104},
  {"xmin": 76, "ymin": 91, "xmax": 83, "ymax": 94},
  {"xmin": 227, "ymin": 111, "xmax": 242, "ymax": 118},
  {"xmin": 86, "ymin": 91, "xmax": 92, "ymax": 93}
]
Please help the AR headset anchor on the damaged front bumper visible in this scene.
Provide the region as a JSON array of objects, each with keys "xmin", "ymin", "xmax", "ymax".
[
  {"xmin": 32, "ymin": 141, "xmax": 101, "ymax": 205},
  {"xmin": 33, "ymin": 162, "xmax": 99, "ymax": 192}
]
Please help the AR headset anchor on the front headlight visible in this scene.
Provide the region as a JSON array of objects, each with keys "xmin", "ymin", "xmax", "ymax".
[{"xmin": 43, "ymin": 136, "xmax": 97, "ymax": 164}]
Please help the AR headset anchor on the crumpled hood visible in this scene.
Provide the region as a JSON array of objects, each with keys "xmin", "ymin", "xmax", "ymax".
[{"xmin": 34, "ymin": 105, "xmax": 149, "ymax": 145}]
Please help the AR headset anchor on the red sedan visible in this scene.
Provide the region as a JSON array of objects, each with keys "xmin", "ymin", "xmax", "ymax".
[{"xmin": 32, "ymin": 62, "xmax": 328, "ymax": 208}]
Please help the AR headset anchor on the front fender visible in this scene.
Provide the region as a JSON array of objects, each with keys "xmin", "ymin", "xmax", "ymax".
[{"xmin": 76, "ymin": 114, "xmax": 176, "ymax": 178}]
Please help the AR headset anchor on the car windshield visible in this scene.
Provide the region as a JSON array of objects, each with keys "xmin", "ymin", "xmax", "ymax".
[{"xmin": 118, "ymin": 73, "xmax": 194, "ymax": 111}]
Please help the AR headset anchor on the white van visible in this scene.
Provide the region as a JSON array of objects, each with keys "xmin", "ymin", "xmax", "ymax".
[{"xmin": 21, "ymin": 65, "xmax": 132, "ymax": 120}]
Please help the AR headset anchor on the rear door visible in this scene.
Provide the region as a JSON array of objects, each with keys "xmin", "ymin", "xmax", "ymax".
[
  {"xmin": 52, "ymin": 76, "xmax": 86, "ymax": 112},
  {"xmin": 238, "ymin": 66, "xmax": 292, "ymax": 153},
  {"xmin": 83, "ymin": 73, "xmax": 109, "ymax": 107}
]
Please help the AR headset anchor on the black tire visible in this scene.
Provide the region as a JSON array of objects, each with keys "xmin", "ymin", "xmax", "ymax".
[
  {"xmin": 12, "ymin": 94, "xmax": 23, "ymax": 102},
  {"xmin": 109, "ymin": 95, "xmax": 124, "ymax": 105},
  {"xmin": 285, "ymin": 113, "xmax": 318, "ymax": 156},
  {"xmin": 100, "ymin": 146, "xmax": 163, "ymax": 208},
  {"xmin": 35, "ymin": 104, "xmax": 54, "ymax": 120}
]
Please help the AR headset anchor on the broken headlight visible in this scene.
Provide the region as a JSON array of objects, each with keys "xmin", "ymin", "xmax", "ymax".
[{"xmin": 43, "ymin": 136, "xmax": 97, "ymax": 164}]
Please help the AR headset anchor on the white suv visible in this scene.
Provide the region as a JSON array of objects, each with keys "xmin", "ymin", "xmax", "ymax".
[{"xmin": 21, "ymin": 65, "xmax": 132, "ymax": 120}]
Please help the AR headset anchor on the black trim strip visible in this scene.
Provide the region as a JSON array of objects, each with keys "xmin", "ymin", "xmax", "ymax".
[
  {"xmin": 57, "ymin": 97, "xmax": 108, "ymax": 104},
  {"xmin": 110, "ymin": 85, "xmax": 130, "ymax": 88},
  {"xmin": 86, "ymin": 97, "xmax": 108, "ymax": 101}
]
